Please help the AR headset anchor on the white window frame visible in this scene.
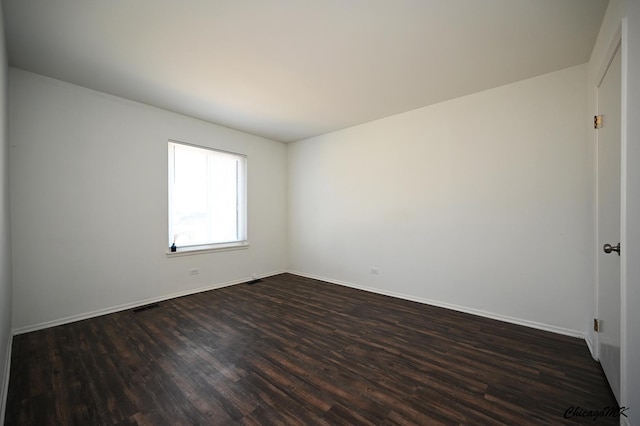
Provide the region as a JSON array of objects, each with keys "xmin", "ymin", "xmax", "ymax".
[{"xmin": 167, "ymin": 140, "xmax": 248, "ymax": 255}]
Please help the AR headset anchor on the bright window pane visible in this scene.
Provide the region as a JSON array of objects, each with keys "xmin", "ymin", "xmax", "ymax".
[{"xmin": 169, "ymin": 141, "xmax": 246, "ymax": 248}]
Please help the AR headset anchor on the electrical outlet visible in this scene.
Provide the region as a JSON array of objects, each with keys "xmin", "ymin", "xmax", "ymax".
[
  {"xmin": 189, "ymin": 268, "xmax": 199, "ymax": 276},
  {"xmin": 371, "ymin": 267, "xmax": 379, "ymax": 275}
]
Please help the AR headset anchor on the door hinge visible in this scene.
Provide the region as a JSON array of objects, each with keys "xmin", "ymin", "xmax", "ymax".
[
  {"xmin": 594, "ymin": 115, "xmax": 603, "ymax": 129},
  {"xmin": 594, "ymin": 318, "xmax": 601, "ymax": 332}
]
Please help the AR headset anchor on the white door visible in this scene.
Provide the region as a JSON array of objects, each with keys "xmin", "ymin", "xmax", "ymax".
[{"xmin": 597, "ymin": 44, "xmax": 622, "ymax": 404}]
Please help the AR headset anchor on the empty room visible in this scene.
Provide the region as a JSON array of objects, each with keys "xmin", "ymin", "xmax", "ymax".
[{"xmin": 1, "ymin": 0, "xmax": 639, "ymax": 424}]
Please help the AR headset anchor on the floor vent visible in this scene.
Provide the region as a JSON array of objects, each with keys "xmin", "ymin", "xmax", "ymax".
[
  {"xmin": 246, "ymin": 279, "xmax": 262, "ymax": 285},
  {"xmin": 132, "ymin": 303, "xmax": 160, "ymax": 313}
]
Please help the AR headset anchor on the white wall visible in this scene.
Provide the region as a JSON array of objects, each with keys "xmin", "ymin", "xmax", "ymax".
[
  {"xmin": 288, "ymin": 64, "xmax": 593, "ymax": 336},
  {"xmin": 623, "ymin": 0, "xmax": 640, "ymax": 420},
  {"xmin": 624, "ymin": 0, "xmax": 640, "ymax": 420},
  {"xmin": 622, "ymin": 0, "xmax": 640, "ymax": 422},
  {"xmin": 0, "ymin": 3, "xmax": 12, "ymax": 422},
  {"xmin": 9, "ymin": 69, "xmax": 287, "ymax": 331}
]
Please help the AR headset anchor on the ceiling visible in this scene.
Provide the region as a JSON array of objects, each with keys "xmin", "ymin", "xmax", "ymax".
[{"xmin": 3, "ymin": 0, "xmax": 609, "ymax": 143}]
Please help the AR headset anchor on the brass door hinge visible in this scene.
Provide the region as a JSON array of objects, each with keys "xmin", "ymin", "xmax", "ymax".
[
  {"xmin": 594, "ymin": 115, "xmax": 603, "ymax": 129},
  {"xmin": 594, "ymin": 318, "xmax": 601, "ymax": 332}
]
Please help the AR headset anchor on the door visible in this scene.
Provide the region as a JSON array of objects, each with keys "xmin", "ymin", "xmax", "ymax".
[{"xmin": 597, "ymin": 44, "xmax": 622, "ymax": 404}]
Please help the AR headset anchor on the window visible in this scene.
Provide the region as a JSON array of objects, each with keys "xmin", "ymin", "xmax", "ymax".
[{"xmin": 168, "ymin": 140, "xmax": 247, "ymax": 253}]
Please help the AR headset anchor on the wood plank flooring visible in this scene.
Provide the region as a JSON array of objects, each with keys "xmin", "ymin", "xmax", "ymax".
[{"xmin": 5, "ymin": 273, "xmax": 620, "ymax": 425}]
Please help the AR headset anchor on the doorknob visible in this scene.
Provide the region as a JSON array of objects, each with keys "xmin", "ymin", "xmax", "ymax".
[{"xmin": 603, "ymin": 243, "xmax": 621, "ymax": 255}]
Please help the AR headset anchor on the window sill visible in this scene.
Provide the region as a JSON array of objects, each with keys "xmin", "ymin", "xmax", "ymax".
[{"xmin": 166, "ymin": 242, "xmax": 249, "ymax": 257}]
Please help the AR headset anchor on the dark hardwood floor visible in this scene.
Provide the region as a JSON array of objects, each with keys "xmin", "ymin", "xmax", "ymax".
[{"xmin": 5, "ymin": 273, "xmax": 619, "ymax": 425}]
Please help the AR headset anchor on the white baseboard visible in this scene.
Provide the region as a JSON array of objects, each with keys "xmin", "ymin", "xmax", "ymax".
[
  {"xmin": 287, "ymin": 270, "xmax": 585, "ymax": 340},
  {"xmin": 585, "ymin": 331, "xmax": 598, "ymax": 360},
  {"xmin": 0, "ymin": 334, "xmax": 13, "ymax": 426},
  {"xmin": 12, "ymin": 270, "xmax": 286, "ymax": 335}
]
